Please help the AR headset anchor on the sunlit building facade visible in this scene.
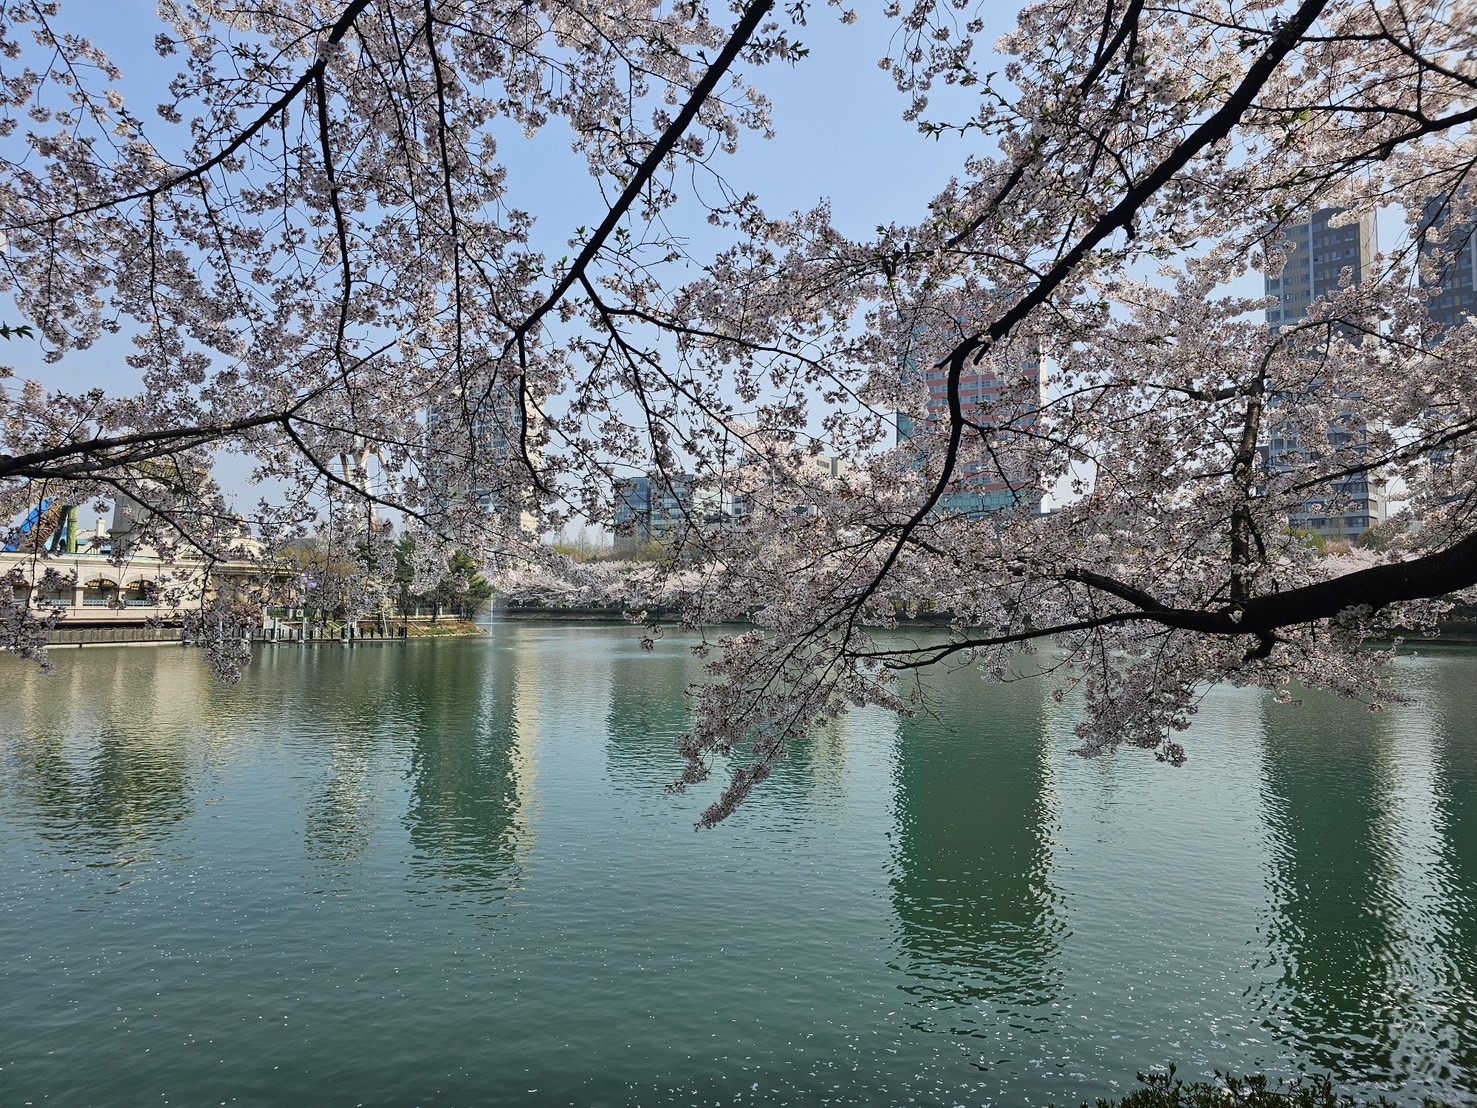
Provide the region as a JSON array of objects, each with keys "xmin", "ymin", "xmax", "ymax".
[
  {"xmin": 897, "ymin": 323, "xmax": 1046, "ymax": 518},
  {"xmin": 1262, "ymin": 207, "xmax": 1387, "ymax": 543}
]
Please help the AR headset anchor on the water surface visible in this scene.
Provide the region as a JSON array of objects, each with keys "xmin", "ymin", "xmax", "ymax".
[{"xmin": 2, "ymin": 625, "xmax": 1475, "ymax": 1106}]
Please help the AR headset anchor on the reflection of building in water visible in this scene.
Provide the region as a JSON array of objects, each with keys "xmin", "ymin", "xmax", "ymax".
[
  {"xmin": 1422, "ymin": 664, "xmax": 1477, "ymax": 1083},
  {"xmin": 402, "ymin": 638, "xmax": 540, "ymax": 906},
  {"xmin": 3, "ymin": 649, "xmax": 212, "ymax": 859},
  {"xmin": 287, "ymin": 647, "xmax": 418, "ymax": 867},
  {"xmin": 504, "ymin": 634, "xmax": 542, "ymax": 839},
  {"xmin": 1257, "ymin": 698, "xmax": 1404, "ymax": 1079},
  {"xmin": 305, "ymin": 750, "xmax": 379, "ymax": 867},
  {"xmin": 788, "ymin": 718, "xmax": 849, "ymax": 805},
  {"xmin": 889, "ymin": 673, "xmax": 1061, "ymax": 1040}
]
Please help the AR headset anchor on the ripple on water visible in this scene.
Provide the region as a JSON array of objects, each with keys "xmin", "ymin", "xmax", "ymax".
[{"xmin": 2, "ymin": 635, "xmax": 1477, "ymax": 1106}]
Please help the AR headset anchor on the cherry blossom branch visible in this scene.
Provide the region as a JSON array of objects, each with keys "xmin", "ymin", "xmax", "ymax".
[
  {"xmin": 11, "ymin": 0, "xmax": 376, "ymax": 227},
  {"xmin": 864, "ymin": 533, "xmax": 1477, "ymax": 670},
  {"xmin": 1, "ymin": 409, "xmax": 296, "ymax": 480},
  {"xmin": 836, "ymin": 0, "xmax": 1333, "ymax": 628}
]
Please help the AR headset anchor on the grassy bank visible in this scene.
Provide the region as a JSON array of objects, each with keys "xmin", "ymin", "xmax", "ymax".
[{"xmin": 403, "ymin": 619, "xmax": 485, "ymax": 638}]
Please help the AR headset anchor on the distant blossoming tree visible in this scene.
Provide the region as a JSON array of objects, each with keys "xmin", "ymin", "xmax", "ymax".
[{"xmin": 4, "ymin": 0, "xmax": 1477, "ymax": 822}]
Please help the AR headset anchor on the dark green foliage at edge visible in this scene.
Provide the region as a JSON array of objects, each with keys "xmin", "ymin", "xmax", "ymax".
[{"xmin": 1082, "ymin": 1067, "xmax": 1449, "ymax": 1108}]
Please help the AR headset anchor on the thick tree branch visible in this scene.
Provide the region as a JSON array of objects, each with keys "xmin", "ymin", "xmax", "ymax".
[
  {"xmin": 0, "ymin": 410, "xmax": 293, "ymax": 481},
  {"xmin": 869, "ymin": 534, "xmax": 1477, "ymax": 669}
]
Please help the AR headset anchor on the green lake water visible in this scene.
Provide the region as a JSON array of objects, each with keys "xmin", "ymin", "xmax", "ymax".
[{"xmin": 2, "ymin": 623, "xmax": 1476, "ymax": 1106}]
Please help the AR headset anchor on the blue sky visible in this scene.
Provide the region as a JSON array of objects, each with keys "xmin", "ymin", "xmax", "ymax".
[
  {"xmin": 26, "ymin": 2, "xmax": 1010, "ymax": 377},
  {"xmin": 10, "ymin": 1, "xmax": 1018, "ymax": 519}
]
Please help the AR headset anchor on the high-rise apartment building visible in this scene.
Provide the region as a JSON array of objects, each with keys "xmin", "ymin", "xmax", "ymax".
[
  {"xmin": 1263, "ymin": 207, "xmax": 1387, "ymax": 543},
  {"xmin": 1418, "ymin": 192, "xmax": 1477, "ymax": 333},
  {"xmin": 1264, "ymin": 207, "xmax": 1378, "ymax": 336},
  {"xmin": 425, "ymin": 384, "xmax": 540, "ymax": 533},
  {"xmin": 1412, "ymin": 192, "xmax": 1477, "ymax": 478},
  {"xmin": 897, "ymin": 321, "xmax": 1045, "ymax": 517}
]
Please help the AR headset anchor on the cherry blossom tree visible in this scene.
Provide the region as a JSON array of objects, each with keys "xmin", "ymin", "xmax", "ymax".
[{"xmin": 4, "ymin": 0, "xmax": 1477, "ymax": 823}]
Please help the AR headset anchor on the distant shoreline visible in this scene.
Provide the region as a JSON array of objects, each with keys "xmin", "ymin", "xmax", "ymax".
[
  {"xmin": 492, "ymin": 603, "xmax": 954, "ymax": 626},
  {"xmin": 35, "ymin": 616, "xmax": 488, "ymax": 650},
  {"xmin": 30, "ymin": 611, "xmax": 1477, "ymax": 651},
  {"xmin": 491, "ymin": 605, "xmax": 1477, "ymax": 649}
]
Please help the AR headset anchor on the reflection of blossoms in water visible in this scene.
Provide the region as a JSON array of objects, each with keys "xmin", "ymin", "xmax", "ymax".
[
  {"xmin": 304, "ymin": 759, "xmax": 380, "ymax": 866},
  {"xmin": 605, "ymin": 638, "xmax": 695, "ymax": 794}
]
